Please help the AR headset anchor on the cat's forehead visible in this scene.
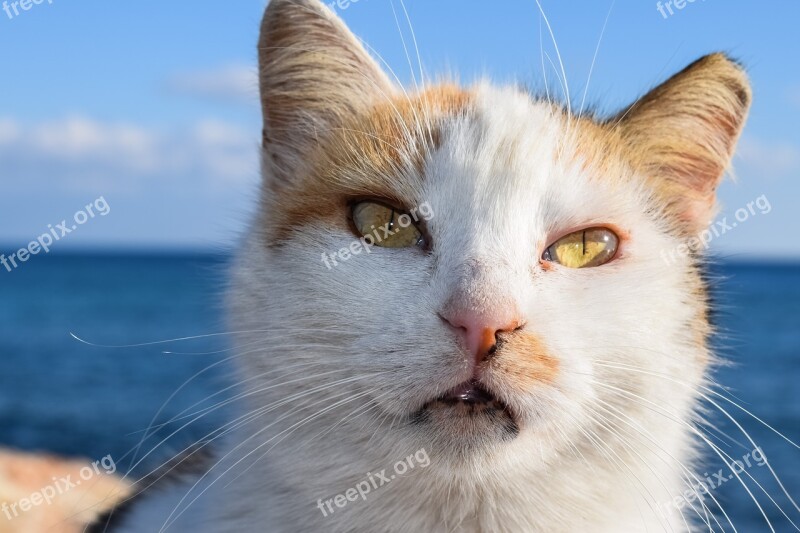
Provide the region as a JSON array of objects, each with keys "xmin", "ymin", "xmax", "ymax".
[
  {"xmin": 426, "ymin": 85, "xmax": 565, "ymax": 206},
  {"xmin": 343, "ymin": 83, "xmax": 625, "ymax": 208},
  {"xmin": 421, "ymin": 85, "xmax": 638, "ymax": 252}
]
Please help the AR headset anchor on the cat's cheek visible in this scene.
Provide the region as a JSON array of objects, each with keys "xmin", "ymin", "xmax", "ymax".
[
  {"xmin": 478, "ymin": 334, "xmax": 564, "ymax": 429},
  {"xmin": 485, "ymin": 333, "xmax": 560, "ymax": 394}
]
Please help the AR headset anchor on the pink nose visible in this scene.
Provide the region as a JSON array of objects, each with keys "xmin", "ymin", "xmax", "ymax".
[{"xmin": 441, "ymin": 309, "xmax": 521, "ymax": 365}]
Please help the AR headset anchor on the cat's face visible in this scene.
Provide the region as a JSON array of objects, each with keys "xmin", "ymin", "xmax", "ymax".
[{"xmin": 233, "ymin": 0, "xmax": 750, "ymax": 468}]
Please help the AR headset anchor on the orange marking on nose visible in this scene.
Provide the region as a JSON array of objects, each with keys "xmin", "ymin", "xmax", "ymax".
[
  {"xmin": 493, "ymin": 333, "xmax": 560, "ymax": 389},
  {"xmin": 477, "ymin": 328, "xmax": 496, "ymax": 356}
]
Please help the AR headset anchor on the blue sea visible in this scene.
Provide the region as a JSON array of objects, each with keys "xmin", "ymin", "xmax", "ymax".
[{"xmin": 1, "ymin": 253, "xmax": 798, "ymax": 530}]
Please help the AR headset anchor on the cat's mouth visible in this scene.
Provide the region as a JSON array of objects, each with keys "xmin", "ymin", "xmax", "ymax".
[
  {"xmin": 432, "ymin": 379, "xmax": 500, "ymax": 405},
  {"xmin": 415, "ymin": 379, "xmax": 518, "ymax": 431}
]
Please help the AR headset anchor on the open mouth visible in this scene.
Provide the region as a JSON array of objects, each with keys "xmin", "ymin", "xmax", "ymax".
[
  {"xmin": 435, "ymin": 380, "xmax": 500, "ymax": 405},
  {"xmin": 419, "ymin": 379, "xmax": 517, "ymax": 423},
  {"xmin": 408, "ymin": 379, "xmax": 521, "ymax": 441}
]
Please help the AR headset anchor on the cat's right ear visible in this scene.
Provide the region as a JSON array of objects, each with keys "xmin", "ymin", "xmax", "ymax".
[
  {"xmin": 614, "ymin": 54, "xmax": 751, "ymax": 234},
  {"xmin": 258, "ymin": 0, "xmax": 395, "ymax": 185}
]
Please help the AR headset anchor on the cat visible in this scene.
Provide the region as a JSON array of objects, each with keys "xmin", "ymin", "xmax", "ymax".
[{"xmin": 98, "ymin": 0, "xmax": 751, "ymax": 531}]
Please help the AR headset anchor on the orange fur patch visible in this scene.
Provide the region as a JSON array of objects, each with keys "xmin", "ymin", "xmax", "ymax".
[
  {"xmin": 264, "ymin": 86, "xmax": 472, "ymax": 244},
  {"xmin": 492, "ymin": 333, "xmax": 560, "ymax": 390},
  {"xmin": 0, "ymin": 448, "xmax": 130, "ymax": 532},
  {"xmin": 567, "ymin": 116, "xmax": 628, "ymax": 180},
  {"xmin": 598, "ymin": 54, "xmax": 749, "ymax": 235}
]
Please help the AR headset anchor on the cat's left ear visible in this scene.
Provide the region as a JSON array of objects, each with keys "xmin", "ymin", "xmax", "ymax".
[
  {"xmin": 616, "ymin": 53, "xmax": 751, "ymax": 233},
  {"xmin": 258, "ymin": 0, "xmax": 395, "ymax": 185}
]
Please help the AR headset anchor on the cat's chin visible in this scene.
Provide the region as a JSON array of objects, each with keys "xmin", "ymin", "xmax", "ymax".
[{"xmin": 409, "ymin": 379, "xmax": 520, "ymax": 441}]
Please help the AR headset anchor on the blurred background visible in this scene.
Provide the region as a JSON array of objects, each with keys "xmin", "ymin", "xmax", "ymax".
[{"xmin": 1, "ymin": 0, "xmax": 798, "ymax": 530}]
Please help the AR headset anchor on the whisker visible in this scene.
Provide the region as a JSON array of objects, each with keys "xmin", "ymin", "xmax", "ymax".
[
  {"xmin": 121, "ymin": 371, "xmax": 388, "ymax": 491},
  {"xmin": 592, "ymin": 399, "xmax": 731, "ymax": 531},
  {"xmin": 534, "ymin": 0, "xmax": 570, "ymax": 117},
  {"xmin": 578, "ymin": 0, "xmax": 615, "ymax": 116},
  {"xmin": 594, "ymin": 359, "xmax": 800, "ymax": 518},
  {"xmin": 69, "ymin": 326, "xmax": 347, "ymax": 350},
  {"xmin": 593, "ymin": 381, "xmax": 791, "ymax": 532},
  {"xmin": 159, "ymin": 388, "xmax": 380, "ymax": 531}
]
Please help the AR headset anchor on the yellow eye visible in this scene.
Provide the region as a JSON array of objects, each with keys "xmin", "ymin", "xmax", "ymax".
[
  {"xmin": 351, "ymin": 201, "xmax": 425, "ymax": 248},
  {"xmin": 542, "ymin": 228, "xmax": 619, "ymax": 268}
]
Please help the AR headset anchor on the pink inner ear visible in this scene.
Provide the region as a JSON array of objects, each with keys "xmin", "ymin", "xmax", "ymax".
[{"xmin": 679, "ymin": 195, "xmax": 717, "ymax": 231}]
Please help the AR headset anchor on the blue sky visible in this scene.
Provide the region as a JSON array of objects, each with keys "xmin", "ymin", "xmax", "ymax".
[{"xmin": 0, "ymin": 0, "xmax": 798, "ymax": 258}]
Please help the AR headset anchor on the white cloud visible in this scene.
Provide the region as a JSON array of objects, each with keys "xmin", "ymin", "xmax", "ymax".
[
  {"xmin": 736, "ymin": 137, "xmax": 800, "ymax": 179},
  {"xmin": 25, "ymin": 117, "xmax": 158, "ymax": 173},
  {"xmin": 0, "ymin": 118, "xmax": 19, "ymax": 144},
  {"xmin": 166, "ymin": 64, "xmax": 259, "ymax": 105},
  {"xmin": 0, "ymin": 116, "xmax": 260, "ymax": 195}
]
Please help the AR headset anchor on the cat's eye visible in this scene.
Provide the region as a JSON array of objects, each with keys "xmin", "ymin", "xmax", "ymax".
[
  {"xmin": 350, "ymin": 201, "xmax": 425, "ymax": 248},
  {"xmin": 542, "ymin": 228, "xmax": 619, "ymax": 268}
]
